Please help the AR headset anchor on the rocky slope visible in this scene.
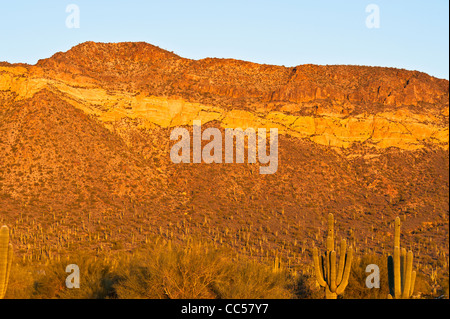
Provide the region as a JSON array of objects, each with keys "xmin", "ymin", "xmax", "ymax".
[{"xmin": 0, "ymin": 42, "xmax": 448, "ymax": 276}]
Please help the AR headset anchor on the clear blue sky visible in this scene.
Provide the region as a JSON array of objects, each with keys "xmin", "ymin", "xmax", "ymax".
[{"xmin": 0, "ymin": 0, "xmax": 448, "ymax": 79}]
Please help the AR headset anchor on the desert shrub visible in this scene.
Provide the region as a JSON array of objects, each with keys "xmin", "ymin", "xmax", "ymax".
[
  {"xmin": 113, "ymin": 239, "xmax": 294, "ymax": 299},
  {"xmin": 40, "ymin": 255, "xmax": 121, "ymax": 299},
  {"xmin": 345, "ymin": 253, "xmax": 390, "ymax": 299},
  {"xmin": 288, "ymin": 273, "xmax": 322, "ymax": 299},
  {"xmin": 3, "ymin": 262, "xmax": 36, "ymax": 299},
  {"xmin": 436, "ymin": 274, "xmax": 449, "ymax": 298},
  {"xmin": 212, "ymin": 260, "xmax": 292, "ymax": 299},
  {"xmin": 5, "ymin": 254, "xmax": 121, "ymax": 299},
  {"xmin": 114, "ymin": 240, "xmax": 227, "ymax": 299}
]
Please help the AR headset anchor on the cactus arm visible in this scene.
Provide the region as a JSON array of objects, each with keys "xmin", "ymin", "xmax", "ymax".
[
  {"xmin": 337, "ymin": 239, "xmax": 347, "ymax": 285},
  {"xmin": 320, "ymin": 255, "xmax": 326, "ymax": 283},
  {"xmin": 401, "ymin": 248, "xmax": 407, "ymax": 293},
  {"xmin": 402, "ymin": 251, "xmax": 413, "ymax": 299},
  {"xmin": 394, "ymin": 246, "xmax": 401, "ymax": 298},
  {"xmin": 313, "ymin": 247, "xmax": 327, "ymax": 287},
  {"xmin": 336, "ymin": 249, "xmax": 353, "ymax": 295},
  {"xmin": 325, "ymin": 253, "xmax": 329, "ymax": 286},
  {"xmin": 325, "ymin": 252, "xmax": 331, "ymax": 286},
  {"xmin": 330, "ymin": 251, "xmax": 337, "ymax": 292}
]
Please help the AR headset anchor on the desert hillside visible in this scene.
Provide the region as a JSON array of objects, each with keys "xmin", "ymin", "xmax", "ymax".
[{"xmin": 0, "ymin": 42, "xmax": 448, "ymax": 297}]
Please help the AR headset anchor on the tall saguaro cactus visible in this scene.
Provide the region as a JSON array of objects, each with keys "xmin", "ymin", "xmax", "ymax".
[
  {"xmin": 0, "ymin": 225, "xmax": 13, "ymax": 299},
  {"xmin": 387, "ymin": 217, "xmax": 416, "ymax": 299},
  {"xmin": 313, "ymin": 213, "xmax": 353, "ymax": 299}
]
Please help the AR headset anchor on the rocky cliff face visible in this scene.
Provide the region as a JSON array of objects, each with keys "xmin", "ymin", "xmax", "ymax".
[{"xmin": 1, "ymin": 41, "xmax": 448, "ymax": 150}]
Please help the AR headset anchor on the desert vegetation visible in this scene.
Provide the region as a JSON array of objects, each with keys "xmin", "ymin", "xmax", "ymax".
[{"xmin": 0, "ymin": 215, "xmax": 448, "ymax": 299}]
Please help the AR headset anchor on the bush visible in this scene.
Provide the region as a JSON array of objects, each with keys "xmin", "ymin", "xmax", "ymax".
[
  {"xmin": 114, "ymin": 239, "xmax": 293, "ymax": 299},
  {"xmin": 5, "ymin": 254, "xmax": 120, "ymax": 299}
]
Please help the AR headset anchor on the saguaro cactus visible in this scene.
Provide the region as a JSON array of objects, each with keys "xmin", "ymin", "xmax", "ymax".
[
  {"xmin": 0, "ymin": 225, "xmax": 13, "ymax": 299},
  {"xmin": 387, "ymin": 217, "xmax": 416, "ymax": 299},
  {"xmin": 313, "ymin": 213, "xmax": 353, "ymax": 299}
]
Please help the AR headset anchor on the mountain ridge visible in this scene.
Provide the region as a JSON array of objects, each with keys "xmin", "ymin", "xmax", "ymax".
[{"xmin": 1, "ymin": 41, "xmax": 448, "ymax": 151}]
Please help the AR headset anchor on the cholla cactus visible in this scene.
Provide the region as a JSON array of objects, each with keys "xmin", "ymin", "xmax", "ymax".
[
  {"xmin": 0, "ymin": 225, "xmax": 13, "ymax": 299},
  {"xmin": 387, "ymin": 217, "xmax": 416, "ymax": 299},
  {"xmin": 312, "ymin": 213, "xmax": 353, "ymax": 299}
]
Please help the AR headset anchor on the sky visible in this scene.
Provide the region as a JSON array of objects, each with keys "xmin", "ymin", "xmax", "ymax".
[{"xmin": 0, "ymin": 0, "xmax": 448, "ymax": 79}]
